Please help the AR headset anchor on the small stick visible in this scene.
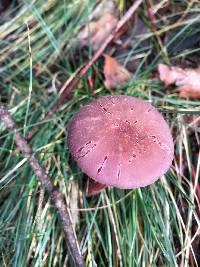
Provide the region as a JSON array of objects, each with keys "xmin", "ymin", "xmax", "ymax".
[
  {"xmin": 27, "ymin": 0, "xmax": 143, "ymax": 140},
  {"xmin": 0, "ymin": 106, "xmax": 85, "ymax": 267}
]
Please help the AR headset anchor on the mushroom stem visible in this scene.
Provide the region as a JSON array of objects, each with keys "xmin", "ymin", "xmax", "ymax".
[
  {"xmin": 0, "ymin": 106, "xmax": 85, "ymax": 267},
  {"xmin": 86, "ymin": 178, "xmax": 107, "ymax": 197}
]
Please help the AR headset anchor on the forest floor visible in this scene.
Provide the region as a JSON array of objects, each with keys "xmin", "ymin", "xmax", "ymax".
[{"xmin": 0, "ymin": 1, "xmax": 200, "ymax": 266}]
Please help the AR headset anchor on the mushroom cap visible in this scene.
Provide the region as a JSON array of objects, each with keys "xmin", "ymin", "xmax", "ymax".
[{"xmin": 67, "ymin": 95, "xmax": 174, "ymax": 189}]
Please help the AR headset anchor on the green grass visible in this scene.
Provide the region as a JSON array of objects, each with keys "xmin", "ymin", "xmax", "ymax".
[{"xmin": 0, "ymin": 0, "xmax": 200, "ymax": 266}]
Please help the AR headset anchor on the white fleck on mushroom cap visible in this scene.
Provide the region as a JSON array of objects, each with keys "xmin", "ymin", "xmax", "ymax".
[{"xmin": 67, "ymin": 95, "xmax": 174, "ymax": 189}]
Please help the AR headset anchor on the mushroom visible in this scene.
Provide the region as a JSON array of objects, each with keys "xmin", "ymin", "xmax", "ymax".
[{"xmin": 67, "ymin": 95, "xmax": 174, "ymax": 191}]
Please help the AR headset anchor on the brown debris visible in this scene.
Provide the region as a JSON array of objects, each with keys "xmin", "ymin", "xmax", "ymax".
[
  {"xmin": 79, "ymin": 13, "xmax": 118, "ymax": 50},
  {"xmin": 158, "ymin": 64, "xmax": 200, "ymax": 99},
  {"xmin": 103, "ymin": 54, "xmax": 132, "ymax": 89}
]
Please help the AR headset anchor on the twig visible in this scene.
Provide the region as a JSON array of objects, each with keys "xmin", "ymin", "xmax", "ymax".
[
  {"xmin": 27, "ymin": 0, "xmax": 143, "ymax": 140},
  {"xmin": 0, "ymin": 106, "xmax": 85, "ymax": 267}
]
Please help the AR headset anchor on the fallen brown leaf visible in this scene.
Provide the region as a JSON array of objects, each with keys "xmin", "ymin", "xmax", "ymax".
[
  {"xmin": 158, "ymin": 63, "xmax": 200, "ymax": 99},
  {"xmin": 79, "ymin": 13, "xmax": 118, "ymax": 50},
  {"xmin": 103, "ymin": 54, "xmax": 132, "ymax": 89}
]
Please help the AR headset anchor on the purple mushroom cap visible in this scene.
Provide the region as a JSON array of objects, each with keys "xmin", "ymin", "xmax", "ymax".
[{"xmin": 67, "ymin": 95, "xmax": 174, "ymax": 189}]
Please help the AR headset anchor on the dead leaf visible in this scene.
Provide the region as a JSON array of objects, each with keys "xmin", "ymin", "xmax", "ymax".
[
  {"xmin": 103, "ymin": 54, "xmax": 132, "ymax": 89},
  {"xmin": 88, "ymin": 1, "xmax": 116, "ymax": 21},
  {"xmin": 79, "ymin": 13, "xmax": 118, "ymax": 50},
  {"xmin": 158, "ymin": 64, "xmax": 185, "ymax": 86},
  {"xmin": 86, "ymin": 178, "xmax": 106, "ymax": 197},
  {"xmin": 158, "ymin": 63, "xmax": 200, "ymax": 99}
]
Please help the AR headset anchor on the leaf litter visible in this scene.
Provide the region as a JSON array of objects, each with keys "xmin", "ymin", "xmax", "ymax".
[
  {"xmin": 158, "ymin": 63, "xmax": 200, "ymax": 99},
  {"xmin": 1, "ymin": 0, "xmax": 200, "ymax": 266},
  {"xmin": 103, "ymin": 54, "xmax": 132, "ymax": 89}
]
